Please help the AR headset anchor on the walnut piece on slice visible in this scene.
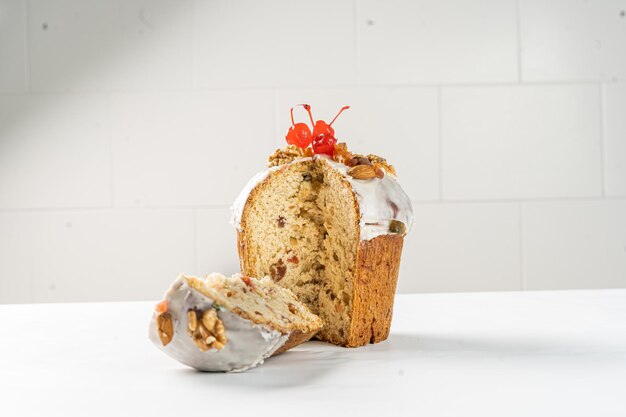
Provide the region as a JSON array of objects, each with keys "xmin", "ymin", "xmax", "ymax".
[{"xmin": 187, "ymin": 308, "xmax": 228, "ymax": 351}]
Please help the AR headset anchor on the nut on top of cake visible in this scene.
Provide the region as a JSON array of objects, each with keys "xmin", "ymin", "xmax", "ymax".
[{"xmin": 268, "ymin": 143, "xmax": 397, "ymax": 179}]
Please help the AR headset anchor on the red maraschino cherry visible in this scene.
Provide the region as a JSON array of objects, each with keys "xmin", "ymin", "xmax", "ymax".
[
  {"xmin": 312, "ymin": 134, "xmax": 337, "ymax": 155},
  {"xmin": 284, "ymin": 104, "xmax": 350, "ymax": 155},
  {"xmin": 285, "ymin": 104, "xmax": 315, "ymax": 148},
  {"xmin": 312, "ymin": 106, "xmax": 349, "ymax": 139}
]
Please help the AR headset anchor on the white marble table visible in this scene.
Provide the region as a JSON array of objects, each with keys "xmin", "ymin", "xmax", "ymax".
[{"xmin": 1, "ymin": 289, "xmax": 625, "ymax": 417}]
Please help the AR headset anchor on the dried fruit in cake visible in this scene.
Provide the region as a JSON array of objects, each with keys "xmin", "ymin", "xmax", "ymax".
[{"xmin": 149, "ymin": 273, "xmax": 322, "ymax": 372}]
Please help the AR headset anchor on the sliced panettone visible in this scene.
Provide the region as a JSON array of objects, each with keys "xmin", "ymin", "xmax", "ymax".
[
  {"xmin": 232, "ymin": 105, "xmax": 413, "ymax": 350},
  {"xmin": 149, "ymin": 273, "xmax": 322, "ymax": 372},
  {"xmin": 233, "ymin": 153, "xmax": 411, "ymax": 347}
]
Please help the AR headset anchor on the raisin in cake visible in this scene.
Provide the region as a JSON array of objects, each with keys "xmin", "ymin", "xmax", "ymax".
[
  {"xmin": 149, "ymin": 273, "xmax": 322, "ymax": 372},
  {"xmin": 231, "ymin": 105, "xmax": 413, "ymax": 347}
]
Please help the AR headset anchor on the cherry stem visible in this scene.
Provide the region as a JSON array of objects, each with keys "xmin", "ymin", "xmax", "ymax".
[
  {"xmin": 329, "ymin": 106, "xmax": 350, "ymax": 126},
  {"xmin": 302, "ymin": 104, "xmax": 314, "ymax": 129},
  {"xmin": 290, "ymin": 104, "xmax": 315, "ymax": 129}
]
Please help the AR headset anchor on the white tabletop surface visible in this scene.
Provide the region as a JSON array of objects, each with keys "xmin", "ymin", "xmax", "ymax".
[{"xmin": 1, "ymin": 289, "xmax": 625, "ymax": 417}]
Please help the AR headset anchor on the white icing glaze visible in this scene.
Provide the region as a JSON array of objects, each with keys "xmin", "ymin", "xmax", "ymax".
[
  {"xmin": 321, "ymin": 157, "xmax": 414, "ymax": 241},
  {"xmin": 230, "ymin": 166, "xmax": 280, "ymax": 230},
  {"xmin": 148, "ymin": 276, "xmax": 288, "ymax": 373},
  {"xmin": 230, "ymin": 154, "xmax": 413, "ymax": 242}
]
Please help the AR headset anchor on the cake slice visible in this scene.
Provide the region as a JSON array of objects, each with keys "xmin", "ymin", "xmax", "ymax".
[{"xmin": 149, "ymin": 273, "xmax": 322, "ymax": 372}]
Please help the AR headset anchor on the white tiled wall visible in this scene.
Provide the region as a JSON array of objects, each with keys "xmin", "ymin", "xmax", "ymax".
[
  {"xmin": 1, "ymin": 0, "xmax": 625, "ymax": 303},
  {"xmin": 0, "ymin": 0, "xmax": 27, "ymax": 93},
  {"xmin": 397, "ymin": 203, "xmax": 522, "ymax": 293},
  {"xmin": 357, "ymin": 0, "xmax": 519, "ymax": 84},
  {"xmin": 523, "ymin": 200, "xmax": 626, "ymax": 290},
  {"xmin": 520, "ymin": 0, "xmax": 626, "ymax": 82},
  {"xmin": 604, "ymin": 83, "xmax": 626, "ymax": 196},
  {"xmin": 0, "ymin": 94, "xmax": 112, "ymax": 209},
  {"xmin": 28, "ymin": 0, "xmax": 195, "ymax": 92},
  {"xmin": 441, "ymin": 85, "xmax": 603, "ymax": 200},
  {"xmin": 193, "ymin": 0, "xmax": 355, "ymax": 88},
  {"xmin": 110, "ymin": 90, "xmax": 275, "ymax": 207}
]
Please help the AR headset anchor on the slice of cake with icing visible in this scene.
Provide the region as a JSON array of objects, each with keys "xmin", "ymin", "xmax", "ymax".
[{"xmin": 149, "ymin": 273, "xmax": 322, "ymax": 372}]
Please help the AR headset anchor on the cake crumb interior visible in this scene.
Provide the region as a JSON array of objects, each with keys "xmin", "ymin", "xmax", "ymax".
[
  {"xmin": 242, "ymin": 160, "xmax": 359, "ymax": 345},
  {"xmin": 186, "ymin": 273, "xmax": 321, "ymax": 335}
]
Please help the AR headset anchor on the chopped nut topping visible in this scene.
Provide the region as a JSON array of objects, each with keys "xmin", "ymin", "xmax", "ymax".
[
  {"xmin": 267, "ymin": 145, "xmax": 314, "ymax": 167},
  {"xmin": 368, "ymin": 154, "xmax": 396, "ymax": 176},
  {"xmin": 202, "ymin": 309, "xmax": 218, "ymax": 330},
  {"xmin": 187, "ymin": 310, "xmax": 198, "ymax": 332},
  {"xmin": 156, "ymin": 312, "xmax": 173, "ymax": 346},
  {"xmin": 187, "ymin": 308, "xmax": 227, "ymax": 351},
  {"xmin": 345, "ymin": 157, "xmax": 358, "ymax": 167},
  {"xmin": 266, "ymin": 143, "xmax": 397, "ymax": 178},
  {"xmin": 331, "ymin": 143, "xmax": 396, "ymax": 176},
  {"xmin": 389, "ymin": 220, "xmax": 407, "ymax": 234}
]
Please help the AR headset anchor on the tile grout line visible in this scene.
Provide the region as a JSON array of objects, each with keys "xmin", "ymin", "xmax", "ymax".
[
  {"xmin": 192, "ymin": 208, "xmax": 198, "ymax": 272},
  {"xmin": 4, "ymin": 82, "xmax": 621, "ymax": 98},
  {"xmin": 190, "ymin": 0, "xmax": 197, "ymax": 89},
  {"xmin": 515, "ymin": 0, "xmax": 523, "ymax": 83},
  {"xmin": 437, "ymin": 86, "xmax": 443, "ymax": 200},
  {"xmin": 0, "ymin": 205, "xmax": 233, "ymax": 214},
  {"xmin": 353, "ymin": 0, "xmax": 359, "ymax": 83},
  {"xmin": 108, "ymin": 93, "xmax": 115, "ymax": 208},
  {"xmin": 23, "ymin": 0, "xmax": 31, "ymax": 92},
  {"xmin": 599, "ymin": 83, "xmax": 607, "ymax": 197},
  {"xmin": 422, "ymin": 195, "xmax": 625, "ymax": 204},
  {"xmin": 518, "ymin": 202, "xmax": 526, "ymax": 290},
  {"xmin": 273, "ymin": 89, "xmax": 280, "ymax": 146},
  {"xmin": 6, "ymin": 195, "xmax": 626, "ymax": 214}
]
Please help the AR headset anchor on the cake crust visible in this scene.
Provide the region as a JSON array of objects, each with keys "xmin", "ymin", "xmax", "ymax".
[
  {"xmin": 347, "ymin": 234, "xmax": 404, "ymax": 347},
  {"xmin": 272, "ymin": 329, "xmax": 319, "ymax": 355}
]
